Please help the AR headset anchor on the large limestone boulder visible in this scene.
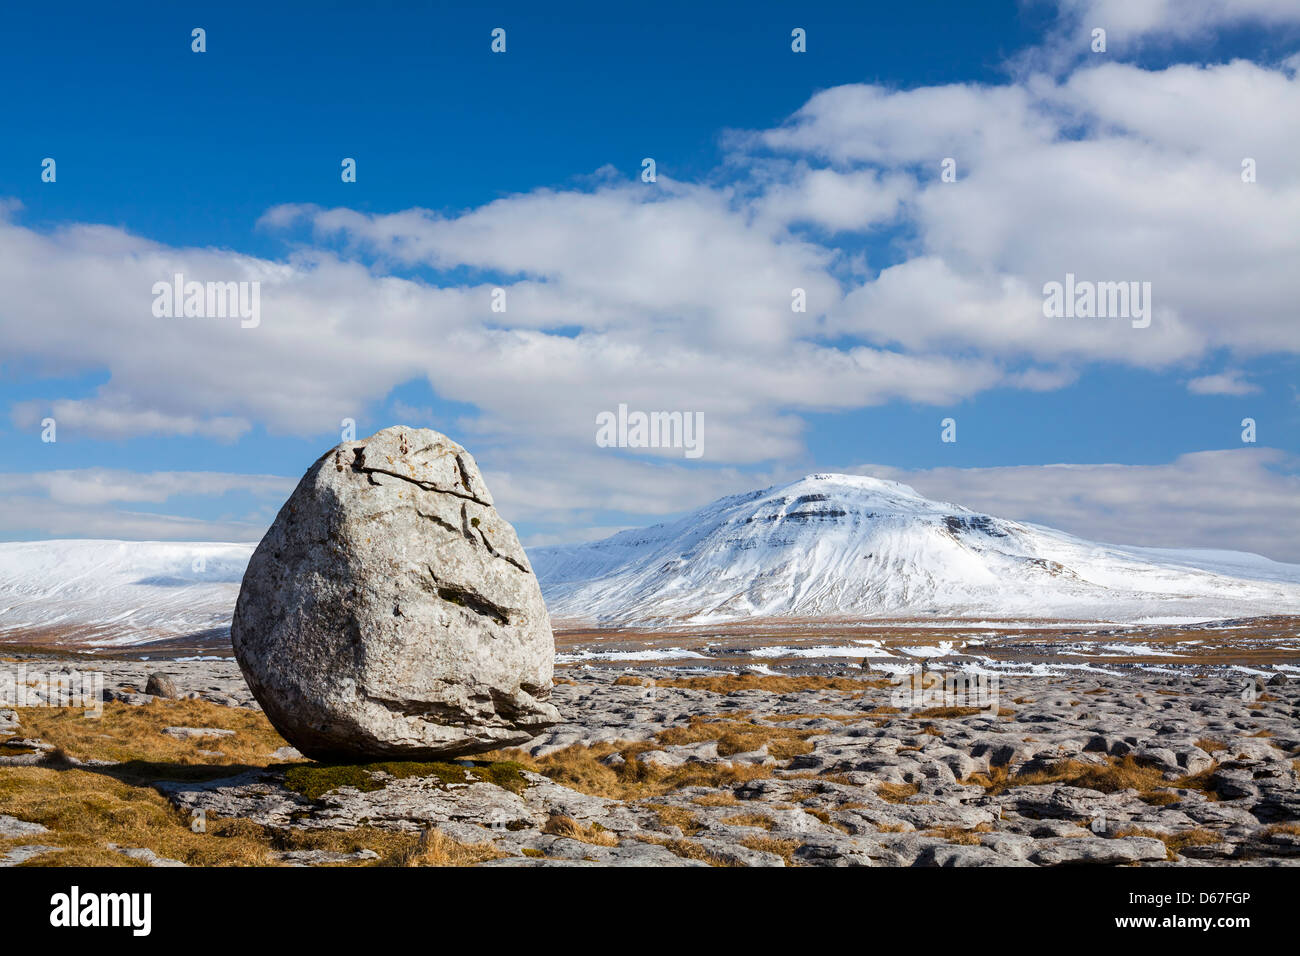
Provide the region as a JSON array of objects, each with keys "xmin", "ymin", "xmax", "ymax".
[{"xmin": 231, "ymin": 426, "xmax": 559, "ymax": 761}]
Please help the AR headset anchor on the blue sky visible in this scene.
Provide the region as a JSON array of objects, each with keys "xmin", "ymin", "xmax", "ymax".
[{"xmin": 2, "ymin": 0, "xmax": 1299, "ymax": 558}]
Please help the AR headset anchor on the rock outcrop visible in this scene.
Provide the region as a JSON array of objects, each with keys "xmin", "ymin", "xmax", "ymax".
[
  {"xmin": 145, "ymin": 672, "xmax": 180, "ymax": 698},
  {"xmin": 231, "ymin": 426, "xmax": 558, "ymax": 760},
  {"xmin": 159, "ymin": 667, "xmax": 1300, "ymax": 867}
]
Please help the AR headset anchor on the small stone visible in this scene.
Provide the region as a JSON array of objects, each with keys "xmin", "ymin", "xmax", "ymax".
[
  {"xmin": 145, "ymin": 672, "xmax": 180, "ymax": 698},
  {"xmin": 636, "ymin": 750, "xmax": 686, "ymax": 768},
  {"xmin": 1029, "ymin": 836, "xmax": 1167, "ymax": 866},
  {"xmin": 0, "ymin": 845, "xmax": 60, "ymax": 867},
  {"xmin": 0, "ymin": 815, "xmax": 49, "ymax": 838},
  {"xmin": 163, "ymin": 727, "xmax": 236, "ymax": 740},
  {"xmin": 277, "ymin": 849, "xmax": 380, "ymax": 866},
  {"xmin": 106, "ymin": 844, "xmax": 187, "ymax": 867}
]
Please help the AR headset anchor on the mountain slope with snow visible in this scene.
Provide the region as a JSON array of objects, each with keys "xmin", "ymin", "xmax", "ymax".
[
  {"xmin": 0, "ymin": 540, "xmax": 255, "ymax": 647},
  {"xmin": 4, "ymin": 474, "xmax": 1299, "ymax": 646},
  {"xmin": 531, "ymin": 473, "xmax": 1300, "ymax": 625}
]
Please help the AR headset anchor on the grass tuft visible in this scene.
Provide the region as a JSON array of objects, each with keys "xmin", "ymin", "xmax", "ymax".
[{"xmin": 541, "ymin": 814, "xmax": 619, "ymax": 846}]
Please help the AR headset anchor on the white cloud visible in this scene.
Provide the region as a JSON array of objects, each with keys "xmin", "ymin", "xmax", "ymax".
[
  {"xmin": 754, "ymin": 83, "xmax": 1052, "ymax": 167},
  {"xmin": 0, "ymin": 181, "xmax": 1013, "ymax": 469},
  {"xmin": 1018, "ymin": 1, "xmax": 1300, "ymax": 74},
  {"xmin": 0, "ymin": 470, "xmax": 294, "ymax": 541},
  {"xmin": 11, "ymin": 398, "xmax": 250, "ymax": 441},
  {"xmin": 1055, "ymin": 0, "xmax": 1300, "ymax": 43},
  {"xmin": 3, "ymin": 51, "xmax": 1299, "ymax": 549},
  {"xmin": 1187, "ymin": 370, "xmax": 1260, "ymax": 395},
  {"xmin": 751, "ymin": 166, "xmax": 913, "ymax": 233},
  {"xmin": 849, "ymin": 449, "xmax": 1300, "ymax": 561},
  {"xmin": 750, "ymin": 61, "xmax": 1300, "ymax": 366},
  {"xmin": 7, "ymin": 58, "xmax": 1297, "ymax": 458}
]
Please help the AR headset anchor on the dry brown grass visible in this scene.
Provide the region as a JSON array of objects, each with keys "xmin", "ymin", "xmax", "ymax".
[
  {"xmin": 1195, "ymin": 738, "xmax": 1227, "ymax": 753},
  {"xmin": 962, "ymin": 764, "xmax": 1011, "ymax": 791},
  {"xmin": 691, "ymin": 792, "xmax": 740, "ymax": 807},
  {"xmin": 1172, "ymin": 764, "xmax": 1222, "ymax": 798},
  {"xmin": 876, "ymin": 781, "xmax": 920, "ymax": 803},
  {"xmin": 740, "ymin": 834, "xmax": 799, "ymax": 863},
  {"xmin": 720, "ymin": 811, "xmax": 774, "ymax": 830},
  {"xmin": 1140, "ymin": 790, "xmax": 1180, "ymax": 807},
  {"xmin": 761, "ymin": 712, "xmax": 860, "ymax": 723},
  {"xmin": 478, "ymin": 740, "xmax": 774, "ymax": 801},
  {"xmin": 0, "ymin": 699, "xmax": 511, "ymax": 867},
  {"xmin": 925, "ymin": 822, "xmax": 993, "ymax": 845},
  {"xmin": 656, "ymin": 715, "xmax": 820, "ymax": 759},
  {"xmin": 802, "ymin": 807, "xmax": 851, "ymax": 833},
  {"xmin": 0, "ymin": 762, "xmax": 488, "ymax": 867},
  {"xmin": 479, "ymin": 709, "xmax": 828, "ymax": 801},
  {"xmin": 13, "ymin": 699, "xmax": 292, "ymax": 769},
  {"xmin": 643, "ymin": 804, "xmax": 702, "ymax": 835},
  {"xmin": 783, "ymin": 770, "xmax": 857, "ymax": 785},
  {"xmin": 634, "ymin": 833, "xmax": 735, "ymax": 866},
  {"xmin": 962, "ymin": 755, "xmax": 1220, "ymax": 802},
  {"xmin": 1114, "ymin": 826, "xmax": 1221, "ymax": 862},
  {"xmin": 909, "ymin": 706, "xmax": 987, "ymax": 718},
  {"xmin": 389, "ymin": 828, "xmax": 504, "ymax": 866},
  {"xmin": 980, "ymin": 757, "xmax": 1160, "ymax": 794},
  {"xmin": 541, "ymin": 814, "xmax": 619, "ymax": 846},
  {"xmin": 652, "ymin": 674, "xmax": 889, "ymax": 694}
]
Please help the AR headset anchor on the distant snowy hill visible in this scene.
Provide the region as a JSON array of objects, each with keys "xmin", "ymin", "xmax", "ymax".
[
  {"xmin": 0, "ymin": 540, "xmax": 254, "ymax": 647},
  {"xmin": 4, "ymin": 475, "xmax": 1300, "ymax": 645},
  {"xmin": 530, "ymin": 473, "xmax": 1300, "ymax": 626}
]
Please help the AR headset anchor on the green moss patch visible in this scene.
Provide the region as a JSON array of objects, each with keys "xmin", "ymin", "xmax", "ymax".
[
  {"xmin": 470, "ymin": 761, "xmax": 530, "ymax": 793},
  {"xmin": 282, "ymin": 760, "xmax": 531, "ymax": 801}
]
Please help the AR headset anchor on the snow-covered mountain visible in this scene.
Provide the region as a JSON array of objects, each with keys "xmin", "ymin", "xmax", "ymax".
[
  {"xmin": 0, "ymin": 540, "xmax": 254, "ymax": 647},
  {"xmin": 531, "ymin": 473, "xmax": 1300, "ymax": 626},
  {"xmin": 4, "ymin": 474, "xmax": 1299, "ymax": 645}
]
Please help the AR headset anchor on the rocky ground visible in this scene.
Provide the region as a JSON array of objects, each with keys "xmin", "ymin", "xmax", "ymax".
[{"xmin": 3, "ymin": 657, "xmax": 1299, "ymax": 866}]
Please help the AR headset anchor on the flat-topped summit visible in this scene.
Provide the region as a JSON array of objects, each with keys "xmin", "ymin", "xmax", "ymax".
[{"xmin": 531, "ymin": 473, "xmax": 1300, "ymax": 626}]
